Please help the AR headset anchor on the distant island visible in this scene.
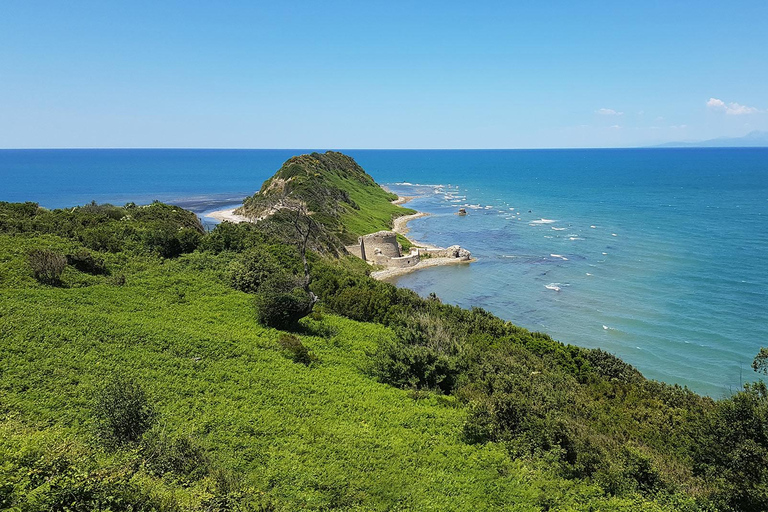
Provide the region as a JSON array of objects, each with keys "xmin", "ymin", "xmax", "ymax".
[
  {"xmin": 2, "ymin": 151, "xmax": 768, "ymax": 510},
  {"xmin": 654, "ymin": 130, "xmax": 768, "ymax": 148}
]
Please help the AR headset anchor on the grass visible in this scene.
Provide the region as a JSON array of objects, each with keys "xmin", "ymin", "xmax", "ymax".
[{"xmin": 0, "ymin": 232, "xmax": 670, "ymax": 510}]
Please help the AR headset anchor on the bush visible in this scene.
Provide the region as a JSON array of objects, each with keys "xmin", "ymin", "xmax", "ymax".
[
  {"xmin": 142, "ymin": 429, "xmax": 209, "ymax": 480},
  {"xmin": 255, "ymin": 287, "xmax": 314, "ymax": 330},
  {"xmin": 370, "ymin": 338, "xmax": 460, "ymax": 394},
  {"xmin": 66, "ymin": 248, "xmax": 107, "ymax": 275},
  {"xmin": 277, "ymin": 334, "xmax": 318, "ymax": 366},
  {"xmin": 228, "ymin": 249, "xmax": 281, "ymax": 294},
  {"xmin": 93, "ymin": 372, "xmax": 157, "ymax": 449},
  {"xmin": 585, "ymin": 348, "xmax": 643, "ymax": 384},
  {"xmin": 28, "ymin": 248, "xmax": 67, "ymax": 285},
  {"xmin": 142, "ymin": 226, "xmax": 182, "ymax": 258}
]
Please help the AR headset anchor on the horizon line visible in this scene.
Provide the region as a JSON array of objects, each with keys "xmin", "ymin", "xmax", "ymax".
[{"xmin": 2, "ymin": 146, "xmax": 767, "ymax": 151}]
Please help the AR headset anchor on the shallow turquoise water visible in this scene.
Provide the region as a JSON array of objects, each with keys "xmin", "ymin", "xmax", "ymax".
[{"xmin": 2, "ymin": 148, "xmax": 766, "ymax": 396}]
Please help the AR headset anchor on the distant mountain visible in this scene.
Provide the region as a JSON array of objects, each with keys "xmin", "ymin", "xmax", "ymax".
[{"xmin": 655, "ymin": 130, "xmax": 768, "ymax": 148}]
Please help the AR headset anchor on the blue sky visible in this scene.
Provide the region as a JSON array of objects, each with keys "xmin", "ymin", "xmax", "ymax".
[{"xmin": 1, "ymin": 1, "xmax": 766, "ymax": 148}]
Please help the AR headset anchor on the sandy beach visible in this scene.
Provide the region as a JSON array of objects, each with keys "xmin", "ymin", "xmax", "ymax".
[
  {"xmin": 370, "ymin": 255, "xmax": 473, "ymax": 280},
  {"xmin": 206, "ymin": 194, "xmax": 473, "ymax": 281},
  {"xmin": 392, "ymin": 211, "xmax": 430, "ymax": 237},
  {"xmin": 368, "ymin": 195, "xmax": 474, "ymax": 281},
  {"xmin": 206, "ymin": 208, "xmax": 250, "ymax": 223},
  {"xmin": 391, "ymin": 195, "xmax": 415, "ymax": 205}
]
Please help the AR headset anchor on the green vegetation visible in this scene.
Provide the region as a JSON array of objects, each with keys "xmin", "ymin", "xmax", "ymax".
[
  {"xmin": 236, "ymin": 151, "xmax": 415, "ymax": 249},
  {"xmin": 1, "ymin": 153, "xmax": 768, "ymax": 510}
]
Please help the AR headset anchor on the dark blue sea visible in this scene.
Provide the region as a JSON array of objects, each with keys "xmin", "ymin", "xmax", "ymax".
[{"xmin": 2, "ymin": 148, "xmax": 767, "ymax": 396}]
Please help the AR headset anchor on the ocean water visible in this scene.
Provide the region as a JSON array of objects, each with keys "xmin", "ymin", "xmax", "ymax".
[{"xmin": 2, "ymin": 148, "xmax": 766, "ymax": 396}]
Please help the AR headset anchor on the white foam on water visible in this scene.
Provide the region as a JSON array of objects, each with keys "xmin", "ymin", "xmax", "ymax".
[
  {"xmin": 590, "ymin": 225, "xmax": 597, "ymax": 229},
  {"xmin": 612, "ymin": 233, "xmax": 618, "ymax": 237},
  {"xmin": 586, "ymin": 273, "xmax": 592, "ymax": 276},
  {"xmin": 550, "ymin": 254, "xmax": 568, "ymax": 260},
  {"xmin": 602, "ymin": 252, "xmax": 608, "ymax": 255},
  {"xmin": 551, "ymin": 227, "xmax": 566, "ymax": 231},
  {"xmin": 569, "ymin": 237, "xmax": 584, "ymax": 241},
  {"xmin": 530, "ymin": 218, "xmax": 557, "ymax": 224},
  {"xmin": 545, "ymin": 284, "xmax": 561, "ymax": 292}
]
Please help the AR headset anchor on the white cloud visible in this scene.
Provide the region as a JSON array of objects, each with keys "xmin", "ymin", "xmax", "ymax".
[
  {"xmin": 610, "ymin": 124, "xmax": 621, "ymax": 129},
  {"xmin": 596, "ymin": 108, "xmax": 623, "ymax": 116},
  {"xmin": 707, "ymin": 97, "xmax": 760, "ymax": 115}
]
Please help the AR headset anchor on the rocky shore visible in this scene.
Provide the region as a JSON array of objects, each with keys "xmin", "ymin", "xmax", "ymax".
[{"xmin": 369, "ymin": 195, "xmax": 474, "ymax": 281}]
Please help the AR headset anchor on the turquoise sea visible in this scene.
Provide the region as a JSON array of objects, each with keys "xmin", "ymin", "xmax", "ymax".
[{"xmin": 2, "ymin": 148, "xmax": 766, "ymax": 396}]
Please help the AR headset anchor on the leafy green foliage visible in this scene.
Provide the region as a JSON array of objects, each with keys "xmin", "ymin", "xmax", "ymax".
[
  {"xmin": 693, "ymin": 382, "xmax": 768, "ymax": 511},
  {"xmin": 228, "ymin": 247, "xmax": 282, "ymax": 293},
  {"xmin": 141, "ymin": 429, "xmax": 210, "ymax": 481},
  {"xmin": 277, "ymin": 333, "xmax": 318, "ymax": 366},
  {"xmin": 1, "ymin": 200, "xmax": 204, "ymax": 256},
  {"xmin": 753, "ymin": 347, "xmax": 768, "ymax": 375},
  {"xmin": 66, "ymin": 247, "xmax": 108, "ymax": 275},
  {"xmin": 1, "ymin": 149, "xmax": 765, "ymax": 509},
  {"xmin": 93, "ymin": 372, "xmax": 158, "ymax": 449},
  {"xmin": 255, "ymin": 281, "xmax": 314, "ymax": 330},
  {"xmin": 237, "ymin": 151, "xmax": 415, "ymax": 246}
]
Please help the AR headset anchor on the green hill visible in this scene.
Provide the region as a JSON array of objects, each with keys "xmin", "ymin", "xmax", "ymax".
[
  {"xmin": 1, "ymin": 154, "xmax": 767, "ymax": 511},
  {"xmin": 236, "ymin": 151, "xmax": 415, "ymax": 250}
]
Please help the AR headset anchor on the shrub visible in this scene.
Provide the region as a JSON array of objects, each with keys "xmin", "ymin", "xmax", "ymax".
[
  {"xmin": 80, "ymin": 225, "xmax": 126, "ymax": 252},
  {"xmin": 177, "ymin": 227, "xmax": 202, "ymax": 254},
  {"xmin": 66, "ymin": 248, "xmax": 107, "ymax": 275},
  {"xmin": 255, "ymin": 287, "xmax": 314, "ymax": 330},
  {"xmin": 93, "ymin": 372, "xmax": 157, "ymax": 449},
  {"xmin": 277, "ymin": 334, "xmax": 318, "ymax": 366},
  {"xmin": 142, "ymin": 429, "xmax": 209, "ymax": 480},
  {"xmin": 228, "ymin": 249, "xmax": 280, "ymax": 293},
  {"xmin": 585, "ymin": 348, "xmax": 643, "ymax": 384},
  {"xmin": 369, "ymin": 338, "xmax": 460, "ymax": 394},
  {"xmin": 108, "ymin": 273, "xmax": 127, "ymax": 286},
  {"xmin": 28, "ymin": 248, "xmax": 67, "ymax": 285},
  {"xmin": 142, "ymin": 226, "xmax": 182, "ymax": 258}
]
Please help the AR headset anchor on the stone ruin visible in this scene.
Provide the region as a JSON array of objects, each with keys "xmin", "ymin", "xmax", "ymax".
[{"xmin": 345, "ymin": 230, "xmax": 471, "ymax": 268}]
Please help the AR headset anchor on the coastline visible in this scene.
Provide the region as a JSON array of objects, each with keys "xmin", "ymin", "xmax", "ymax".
[
  {"xmin": 205, "ymin": 208, "xmax": 250, "ymax": 224},
  {"xmin": 370, "ymin": 254, "xmax": 473, "ymax": 280},
  {"xmin": 370, "ymin": 194, "xmax": 474, "ymax": 281},
  {"xmin": 205, "ymin": 193, "xmax": 473, "ymax": 281}
]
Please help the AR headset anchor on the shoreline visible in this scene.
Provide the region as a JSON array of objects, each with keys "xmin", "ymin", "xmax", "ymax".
[
  {"xmin": 369, "ymin": 193, "xmax": 474, "ymax": 281},
  {"xmin": 370, "ymin": 255, "xmax": 473, "ymax": 280},
  {"xmin": 205, "ymin": 208, "xmax": 250, "ymax": 223},
  {"xmin": 205, "ymin": 193, "xmax": 473, "ymax": 281}
]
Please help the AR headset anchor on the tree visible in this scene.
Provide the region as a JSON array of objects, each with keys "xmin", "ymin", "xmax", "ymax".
[
  {"xmin": 251, "ymin": 194, "xmax": 321, "ymax": 326},
  {"xmin": 753, "ymin": 347, "xmax": 768, "ymax": 375}
]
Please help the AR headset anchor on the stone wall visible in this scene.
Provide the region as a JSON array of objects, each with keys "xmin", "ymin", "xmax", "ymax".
[
  {"xmin": 387, "ymin": 251, "xmax": 420, "ymax": 268},
  {"xmin": 361, "ymin": 231, "xmax": 400, "ymax": 259},
  {"xmin": 345, "ymin": 244, "xmax": 364, "ymax": 260},
  {"xmin": 347, "ymin": 229, "xmax": 470, "ymax": 269}
]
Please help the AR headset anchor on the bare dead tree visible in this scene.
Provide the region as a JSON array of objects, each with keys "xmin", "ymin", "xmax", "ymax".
[{"xmin": 285, "ymin": 198, "xmax": 320, "ymax": 306}]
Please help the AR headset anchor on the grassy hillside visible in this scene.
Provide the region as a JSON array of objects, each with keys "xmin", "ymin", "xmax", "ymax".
[
  {"xmin": 0, "ymin": 231, "xmax": 669, "ymax": 511},
  {"xmin": 2, "ymin": 154, "xmax": 768, "ymax": 510},
  {"xmin": 236, "ymin": 151, "xmax": 415, "ymax": 249}
]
